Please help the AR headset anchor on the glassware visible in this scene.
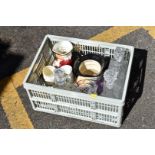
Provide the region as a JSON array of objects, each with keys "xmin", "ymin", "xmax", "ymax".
[
  {"xmin": 109, "ymin": 59, "xmax": 121, "ymax": 75},
  {"xmin": 54, "ymin": 68, "xmax": 66, "ymax": 86},
  {"xmin": 114, "ymin": 47, "xmax": 126, "ymax": 62},
  {"xmin": 104, "ymin": 68, "xmax": 118, "ymax": 89}
]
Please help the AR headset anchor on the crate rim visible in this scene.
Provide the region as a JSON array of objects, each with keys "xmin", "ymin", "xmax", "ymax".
[{"xmin": 47, "ymin": 34, "xmax": 134, "ymax": 50}]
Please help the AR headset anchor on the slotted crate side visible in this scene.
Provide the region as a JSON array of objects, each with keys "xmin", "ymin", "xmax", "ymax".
[
  {"xmin": 26, "ymin": 86, "xmax": 123, "ymax": 127},
  {"xmin": 25, "ymin": 84, "xmax": 123, "ymax": 127},
  {"xmin": 27, "ymin": 88, "xmax": 121, "ymax": 114},
  {"xmin": 31, "ymin": 99, "xmax": 122, "ymax": 127}
]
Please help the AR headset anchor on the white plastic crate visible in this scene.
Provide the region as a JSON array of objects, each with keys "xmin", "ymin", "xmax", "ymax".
[{"xmin": 23, "ymin": 35, "xmax": 134, "ymax": 127}]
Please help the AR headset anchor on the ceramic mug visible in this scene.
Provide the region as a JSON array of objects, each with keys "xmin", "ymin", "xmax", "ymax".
[{"xmin": 52, "ymin": 41, "xmax": 73, "ymax": 67}]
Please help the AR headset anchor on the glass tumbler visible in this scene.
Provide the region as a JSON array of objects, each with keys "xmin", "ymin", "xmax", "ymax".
[{"xmin": 54, "ymin": 68, "xmax": 66, "ymax": 86}]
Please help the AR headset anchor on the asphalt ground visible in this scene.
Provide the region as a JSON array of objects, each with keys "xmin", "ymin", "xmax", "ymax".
[{"xmin": 0, "ymin": 26, "xmax": 155, "ymax": 128}]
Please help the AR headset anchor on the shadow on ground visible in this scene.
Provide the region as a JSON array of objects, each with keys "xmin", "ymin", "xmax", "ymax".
[
  {"xmin": 0, "ymin": 39, "xmax": 24, "ymax": 128},
  {"xmin": 0, "ymin": 38, "xmax": 24, "ymax": 95},
  {"xmin": 122, "ymin": 48, "xmax": 148, "ymax": 123}
]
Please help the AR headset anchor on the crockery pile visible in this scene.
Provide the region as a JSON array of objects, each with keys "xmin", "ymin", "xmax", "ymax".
[{"xmin": 42, "ymin": 40, "xmax": 126, "ymax": 96}]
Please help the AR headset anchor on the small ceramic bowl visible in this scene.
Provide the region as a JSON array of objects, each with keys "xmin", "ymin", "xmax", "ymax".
[
  {"xmin": 73, "ymin": 53, "xmax": 108, "ymax": 77},
  {"xmin": 42, "ymin": 66, "xmax": 55, "ymax": 83}
]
